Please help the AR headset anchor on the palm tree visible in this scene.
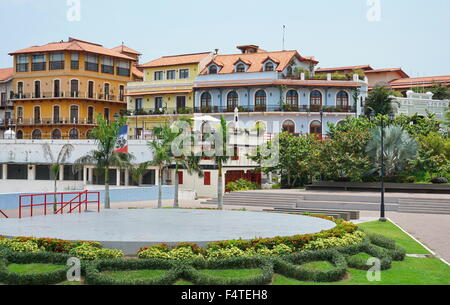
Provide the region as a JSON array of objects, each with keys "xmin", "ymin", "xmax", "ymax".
[
  {"xmin": 74, "ymin": 114, "xmax": 130, "ymax": 209},
  {"xmin": 173, "ymin": 153, "xmax": 203, "ymax": 208},
  {"xmin": 366, "ymin": 125, "xmax": 418, "ymax": 176},
  {"xmin": 364, "ymin": 86, "xmax": 397, "ymax": 116},
  {"xmin": 129, "ymin": 161, "xmax": 153, "ymax": 186},
  {"xmin": 42, "ymin": 143, "xmax": 74, "ymax": 211}
]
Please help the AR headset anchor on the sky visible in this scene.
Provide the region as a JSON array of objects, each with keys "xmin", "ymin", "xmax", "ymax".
[{"xmin": 0, "ymin": 0, "xmax": 449, "ymax": 77}]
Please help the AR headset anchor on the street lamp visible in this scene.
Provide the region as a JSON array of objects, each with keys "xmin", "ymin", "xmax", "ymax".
[{"xmin": 369, "ymin": 110, "xmax": 395, "ymax": 222}]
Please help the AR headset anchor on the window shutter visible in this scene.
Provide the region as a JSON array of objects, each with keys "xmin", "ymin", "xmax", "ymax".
[{"xmin": 204, "ymin": 172, "xmax": 211, "ymax": 185}]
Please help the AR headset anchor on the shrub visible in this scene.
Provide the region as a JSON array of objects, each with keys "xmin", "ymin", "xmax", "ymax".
[
  {"xmin": 7, "ymin": 241, "xmax": 41, "ymax": 253},
  {"xmin": 69, "ymin": 244, "xmax": 124, "ymax": 260},
  {"xmin": 206, "ymin": 247, "xmax": 246, "ymax": 260},
  {"xmin": 366, "ymin": 233, "xmax": 406, "ymax": 261},
  {"xmin": 137, "ymin": 248, "xmax": 171, "ymax": 260},
  {"xmin": 431, "ymin": 177, "xmax": 448, "ymax": 184},
  {"xmin": 226, "ymin": 179, "xmax": 259, "ymax": 192},
  {"xmin": 303, "ymin": 231, "xmax": 366, "ymax": 250}
]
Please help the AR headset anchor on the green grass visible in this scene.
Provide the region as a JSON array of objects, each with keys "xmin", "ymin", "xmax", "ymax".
[
  {"xmin": 358, "ymin": 220, "xmax": 430, "ymax": 254},
  {"xmin": 350, "ymin": 252, "xmax": 372, "ymax": 261},
  {"xmin": 174, "ymin": 280, "xmax": 194, "ymax": 285},
  {"xmin": 102, "ymin": 269, "xmax": 167, "ymax": 281},
  {"xmin": 7, "ymin": 263, "xmax": 66, "ymax": 274},
  {"xmin": 299, "ymin": 261, "xmax": 335, "ymax": 271},
  {"xmin": 198, "ymin": 269, "xmax": 262, "ymax": 278}
]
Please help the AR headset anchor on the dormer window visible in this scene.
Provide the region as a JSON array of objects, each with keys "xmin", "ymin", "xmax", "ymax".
[
  {"xmin": 209, "ymin": 65, "xmax": 218, "ymax": 74},
  {"xmin": 235, "ymin": 63, "xmax": 246, "ymax": 73},
  {"xmin": 264, "ymin": 62, "xmax": 274, "ymax": 71}
]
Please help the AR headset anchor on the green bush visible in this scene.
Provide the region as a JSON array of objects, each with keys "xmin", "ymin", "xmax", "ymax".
[
  {"xmin": 226, "ymin": 179, "xmax": 260, "ymax": 192},
  {"xmin": 366, "ymin": 233, "xmax": 406, "ymax": 261},
  {"xmin": 338, "ymin": 242, "xmax": 392, "ymax": 270},
  {"xmin": 69, "ymin": 244, "xmax": 124, "ymax": 260},
  {"xmin": 303, "ymin": 231, "xmax": 365, "ymax": 250}
]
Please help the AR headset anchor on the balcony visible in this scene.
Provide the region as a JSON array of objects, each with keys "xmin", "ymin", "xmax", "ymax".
[
  {"xmin": 0, "ymin": 100, "xmax": 13, "ymax": 109},
  {"xmin": 10, "ymin": 91, "xmax": 125, "ymax": 103},
  {"xmin": 8, "ymin": 117, "xmax": 99, "ymax": 126}
]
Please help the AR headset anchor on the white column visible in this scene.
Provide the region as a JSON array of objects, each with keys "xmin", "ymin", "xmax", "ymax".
[
  {"xmin": 83, "ymin": 166, "xmax": 88, "ymax": 187},
  {"xmin": 59, "ymin": 165, "xmax": 64, "ymax": 181},
  {"xmin": 154, "ymin": 169, "xmax": 160, "ymax": 186},
  {"xmin": 2, "ymin": 164, "xmax": 7, "ymax": 180},
  {"xmin": 27, "ymin": 165, "xmax": 36, "ymax": 181},
  {"xmin": 125, "ymin": 169, "xmax": 129, "ymax": 186},
  {"xmin": 88, "ymin": 167, "xmax": 94, "ymax": 184},
  {"xmin": 116, "ymin": 169, "xmax": 121, "ymax": 186}
]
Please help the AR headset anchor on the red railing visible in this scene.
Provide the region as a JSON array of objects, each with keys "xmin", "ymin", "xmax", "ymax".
[
  {"xmin": 19, "ymin": 190, "xmax": 100, "ymax": 219},
  {"xmin": 0, "ymin": 210, "xmax": 8, "ymax": 218}
]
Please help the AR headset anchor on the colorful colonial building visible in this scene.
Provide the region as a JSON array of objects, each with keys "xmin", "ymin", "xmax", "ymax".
[
  {"xmin": 0, "ymin": 68, "xmax": 14, "ymax": 138},
  {"xmin": 9, "ymin": 38, "xmax": 140, "ymax": 139}
]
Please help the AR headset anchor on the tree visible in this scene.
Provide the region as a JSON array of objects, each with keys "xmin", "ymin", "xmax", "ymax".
[
  {"xmin": 430, "ymin": 84, "xmax": 450, "ymax": 100},
  {"xmin": 211, "ymin": 117, "xmax": 231, "ymax": 209},
  {"xmin": 173, "ymin": 153, "xmax": 203, "ymax": 208},
  {"xmin": 366, "ymin": 126, "xmax": 418, "ymax": 177},
  {"xmin": 42, "ymin": 143, "xmax": 74, "ymax": 211},
  {"xmin": 415, "ymin": 132, "xmax": 450, "ymax": 178},
  {"xmin": 364, "ymin": 86, "xmax": 397, "ymax": 116},
  {"xmin": 75, "ymin": 115, "xmax": 130, "ymax": 209},
  {"xmin": 129, "ymin": 161, "xmax": 153, "ymax": 186}
]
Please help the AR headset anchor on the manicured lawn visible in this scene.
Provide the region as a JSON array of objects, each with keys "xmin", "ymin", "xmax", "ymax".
[
  {"xmin": 102, "ymin": 269, "xmax": 167, "ymax": 281},
  {"xmin": 198, "ymin": 269, "xmax": 262, "ymax": 278},
  {"xmin": 358, "ymin": 220, "xmax": 430, "ymax": 254},
  {"xmin": 7, "ymin": 263, "xmax": 66, "ymax": 274},
  {"xmin": 299, "ymin": 261, "xmax": 335, "ymax": 271}
]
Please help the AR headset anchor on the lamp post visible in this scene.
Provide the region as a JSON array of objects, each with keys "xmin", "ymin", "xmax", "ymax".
[{"xmin": 370, "ymin": 111, "xmax": 395, "ymax": 222}]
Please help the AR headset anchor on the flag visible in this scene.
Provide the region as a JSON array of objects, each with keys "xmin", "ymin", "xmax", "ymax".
[{"xmin": 115, "ymin": 125, "xmax": 128, "ymax": 153}]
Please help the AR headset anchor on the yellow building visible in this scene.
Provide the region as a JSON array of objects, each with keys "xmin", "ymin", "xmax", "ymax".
[
  {"xmin": 126, "ymin": 52, "xmax": 213, "ymax": 138},
  {"xmin": 9, "ymin": 38, "xmax": 141, "ymax": 139}
]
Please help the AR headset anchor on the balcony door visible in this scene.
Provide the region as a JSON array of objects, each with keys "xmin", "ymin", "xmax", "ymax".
[
  {"xmin": 88, "ymin": 81, "xmax": 94, "ymax": 99},
  {"xmin": 71, "ymin": 80, "xmax": 79, "ymax": 97},
  {"xmin": 53, "ymin": 106, "xmax": 60, "ymax": 123},
  {"xmin": 176, "ymin": 96, "xmax": 186, "ymax": 113},
  {"xmin": 34, "ymin": 81, "xmax": 41, "ymax": 98},
  {"xmin": 70, "ymin": 105, "xmax": 79, "ymax": 124},
  {"xmin": 87, "ymin": 106, "xmax": 94, "ymax": 124},
  {"xmin": 34, "ymin": 106, "xmax": 41, "ymax": 124},
  {"xmin": 54, "ymin": 80, "xmax": 60, "ymax": 97}
]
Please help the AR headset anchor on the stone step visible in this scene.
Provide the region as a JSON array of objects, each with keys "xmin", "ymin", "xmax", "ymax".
[
  {"xmin": 301, "ymin": 194, "xmax": 399, "ymax": 204},
  {"xmin": 296, "ymin": 200, "xmax": 399, "ymax": 212},
  {"xmin": 270, "ymin": 207, "xmax": 358, "ymax": 220},
  {"xmin": 263, "ymin": 210, "xmax": 349, "ymax": 221},
  {"xmin": 398, "ymin": 199, "xmax": 450, "ymax": 205}
]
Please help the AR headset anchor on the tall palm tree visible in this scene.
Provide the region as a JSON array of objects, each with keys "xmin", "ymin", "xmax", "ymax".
[
  {"xmin": 129, "ymin": 161, "xmax": 153, "ymax": 186},
  {"xmin": 364, "ymin": 86, "xmax": 397, "ymax": 116},
  {"xmin": 366, "ymin": 125, "xmax": 418, "ymax": 176},
  {"xmin": 173, "ymin": 153, "xmax": 203, "ymax": 208},
  {"xmin": 74, "ymin": 114, "xmax": 130, "ymax": 209},
  {"xmin": 42, "ymin": 143, "xmax": 74, "ymax": 211}
]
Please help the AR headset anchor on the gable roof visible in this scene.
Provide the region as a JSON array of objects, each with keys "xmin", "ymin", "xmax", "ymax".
[
  {"xmin": 0, "ymin": 68, "xmax": 13, "ymax": 82},
  {"xmin": 201, "ymin": 50, "xmax": 317, "ymax": 74},
  {"xmin": 111, "ymin": 45, "xmax": 142, "ymax": 56},
  {"xmin": 140, "ymin": 52, "xmax": 212, "ymax": 68},
  {"xmin": 9, "ymin": 38, "xmax": 134, "ymax": 61}
]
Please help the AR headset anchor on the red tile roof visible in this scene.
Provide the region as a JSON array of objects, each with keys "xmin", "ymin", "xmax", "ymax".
[
  {"xmin": 111, "ymin": 45, "xmax": 142, "ymax": 56},
  {"xmin": 0, "ymin": 68, "xmax": 13, "ymax": 81},
  {"xmin": 366, "ymin": 68, "xmax": 409, "ymax": 78},
  {"xmin": 316, "ymin": 65, "xmax": 373, "ymax": 72},
  {"xmin": 195, "ymin": 79, "xmax": 359, "ymax": 89},
  {"xmin": 140, "ymin": 52, "xmax": 213, "ymax": 68},
  {"xmin": 132, "ymin": 66, "xmax": 144, "ymax": 79},
  {"xmin": 9, "ymin": 38, "xmax": 134, "ymax": 61},
  {"xmin": 388, "ymin": 75, "xmax": 450, "ymax": 89},
  {"xmin": 201, "ymin": 50, "xmax": 317, "ymax": 75}
]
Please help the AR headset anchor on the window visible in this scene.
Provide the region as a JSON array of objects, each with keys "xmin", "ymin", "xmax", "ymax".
[
  {"xmin": 85, "ymin": 54, "xmax": 99, "ymax": 72},
  {"xmin": 179, "ymin": 69, "xmax": 189, "ymax": 79},
  {"xmin": 17, "ymin": 107, "xmax": 24, "ymax": 120},
  {"xmin": 34, "ymin": 81, "xmax": 41, "ymax": 98},
  {"xmin": 116, "ymin": 60, "xmax": 130, "ymax": 76},
  {"xmin": 17, "ymin": 82, "xmax": 24, "ymax": 97},
  {"xmin": 135, "ymin": 98, "xmax": 143, "ymax": 111},
  {"xmin": 69, "ymin": 129, "xmax": 79, "ymax": 139},
  {"xmin": 310, "ymin": 120, "xmax": 322, "ymax": 135},
  {"xmin": 177, "ymin": 171, "xmax": 184, "ymax": 185},
  {"xmin": 101, "ymin": 56, "xmax": 114, "ymax": 74},
  {"xmin": 70, "ymin": 105, "xmax": 79, "ymax": 123},
  {"xmin": 53, "ymin": 106, "xmax": 60, "ymax": 123},
  {"xmin": 264, "ymin": 62, "xmax": 274, "ymax": 71},
  {"xmin": 282, "ymin": 120, "xmax": 295, "ymax": 134},
  {"xmin": 32, "ymin": 129, "xmax": 42, "ymax": 140},
  {"xmin": 119, "ymin": 85, "xmax": 125, "ymax": 102},
  {"xmin": 227, "ymin": 91, "xmax": 238, "ymax": 110},
  {"xmin": 154, "ymin": 71, "xmax": 163, "ymax": 81},
  {"xmin": 286, "ymin": 90, "xmax": 298, "ymax": 107},
  {"xmin": 49, "ymin": 53, "xmax": 64, "ymax": 70},
  {"xmin": 104, "ymin": 83, "xmax": 110, "ymax": 100},
  {"xmin": 52, "ymin": 129, "xmax": 61, "ymax": 140},
  {"xmin": 310, "ymin": 90, "xmax": 322, "ymax": 106},
  {"xmin": 255, "ymin": 90, "xmax": 266, "ymax": 110},
  {"xmin": 209, "ymin": 65, "xmax": 218, "ymax": 74},
  {"xmin": 167, "ymin": 70, "xmax": 176, "ymax": 80},
  {"xmin": 235, "ymin": 63, "xmax": 245, "ymax": 73},
  {"xmin": 155, "ymin": 97, "xmax": 163, "ymax": 110},
  {"xmin": 16, "ymin": 130, "xmax": 23, "ymax": 139},
  {"xmin": 200, "ymin": 92, "xmax": 212, "ymax": 109},
  {"xmin": 104, "ymin": 108, "xmax": 110, "ymax": 122},
  {"xmin": 88, "ymin": 81, "xmax": 94, "ymax": 99},
  {"xmin": 0, "ymin": 92, "xmax": 5, "ymax": 103},
  {"xmin": 71, "ymin": 53, "xmax": 79, "ymax": 70},
  {"xmin": 204, "ymin": 171, "xmax": 211, "ymax": 185},
  {"xmin": 70, "ymin": 80, "xmax": 79, "ymax": 97},
  {"xmin": 31, "ymin": 53, "xmax": 46, "ymax": 71},
  {"xmin": 16, "ymin": 55, "xmax": 29, "ymax": 72},
  {"xmin": 176, "ymin": 96, "xmax": 186, "ymax": 112},
  {"xmin": 53, "ymin": 80, "xmax": 60, "ymax": 97},
  {"xmin": 87, "ymin": 106, "xmax": 94, "ymax": 124},
  {"xmin": 336, "ymin": 91, "xmax": 349, "ymax": 108}
]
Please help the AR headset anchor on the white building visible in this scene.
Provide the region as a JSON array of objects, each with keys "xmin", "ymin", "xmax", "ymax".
[{"xmin": 0, "ymin": 68, "xmax": 13, "ymax": 139}]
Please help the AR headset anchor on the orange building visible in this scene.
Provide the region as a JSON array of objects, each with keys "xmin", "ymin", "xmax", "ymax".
[{"xmin": 9, "ymin": 38, "xmax": 141, "ymax": 139}]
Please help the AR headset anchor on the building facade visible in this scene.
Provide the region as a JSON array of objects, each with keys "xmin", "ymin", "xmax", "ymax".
[
  {"xmin": 0, "ymin": 68, "xmax": 14, "ymax": 138},
  {"xmin": 9, "ymin": 38, "xmax": 139, "ymax": 140}
]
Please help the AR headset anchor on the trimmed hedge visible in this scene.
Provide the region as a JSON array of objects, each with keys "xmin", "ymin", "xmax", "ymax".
[
  {"xmin": 366, "ymin": 233, "xmax": 406, "ymax": 261},
  {"xmin": 338, "ymin": 242, "xmax": 392, "ymax": 270},
  {"xmin": 273, "ymin": 249, "xmax": 347, "ymax": 282}
]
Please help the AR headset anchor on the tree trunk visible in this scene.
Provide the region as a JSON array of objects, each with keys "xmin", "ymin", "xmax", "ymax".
[
  {"xmin": 218, "ymin": 164, "xmax": 223, "ymax": 210},
  {"xmin": 53, "ymin": 176, "xmax": 58, "ymax": 212},
  {"xmin": 157, "ymin": 167, "xmax": 163, "ymax": 208},
  {"xmin": 104, "ymin": 167, "xmax": 110, "ymax": 209},
  {"xmin": 174, "ymin": 165, "xmax": 179, "ymax": 208}
]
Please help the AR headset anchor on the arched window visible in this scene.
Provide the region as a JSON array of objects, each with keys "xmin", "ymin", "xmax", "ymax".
[
  {"xmin": 69, "ymin": 128, "xmax": 79, "ymax": 139},
  {"xmin": 104, "ymin": 83, "xmax": 110, "ymax": 100},
  {"xmin": 87, "ymin": 106, "xmax": 94, "ymax": 124},
  {"xmin": 52, "ymin": 129, "xmax": 61, "ymax": 140},
  {"xmin": 16, "ymin": 130, "xmax": 23, "ymax": 139},
  {"xmin": 34, "ymin": 106, "xmax": 41, "ymax": 124},
  {"xmin": 53, "ymin": 105, "xmax": 60, "ymax": 123},
  {"xmin": 282, "ymin": 120, "xmax": 295, "ymax": 134},
  {"xmin": 201, "ymin": 92, "xmax": 212, "ymax": 109},
  {"xmin": 255, "ymin": 90, "xmax": 266, "ymax": 111},
  {"xmin": 88, "ymin": 81, "xmax": 94, "ymax": 98},
  {"xmin": 286, "ymin": 90, "xmax": 299, "ymax": 107},
  {"xmin": 310, "ymin": 120, "xmax": 322, "ymax": 135},
  {"xmin": 209, "ymin": 65, "xmax": 218, "ymax": 74},
  {"xmin": 336, "ymin": 91, "xmax": 349, "ymax": 108},
  {"xmin": 310, "ymin": 90, "xmax": 322, "ymax": 106},
  {"xmin": 70, "ymin": 79, "xmax": 79, "ymax": 97},
  {"xmin": 32, "ymin": 129, "xmax": 42, "ymax": 140},
  {"xmin": 227, "ymin": 91, "xmax": 238, "ymax": 110},
  {"xmin": 53, "ymin": 79, "xmax": 60, "ymax": 97},
  {"xmin": 70, "ymin": 105, "xmax": 79, "ymax": 124},
  {"xmin": 235, "ymin": 63, "xmax": 245, "ymax": 73},
  {"xmin": 16, "ymin": 106, "xmax": 24, "ymax": 121},
  {"xmin": 264, "ymin": 62, "xmax": 274, "ymax": 71},
  {"xmin": 34, "ymin": 80, "xmax": 41, "ymax": 98}
]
